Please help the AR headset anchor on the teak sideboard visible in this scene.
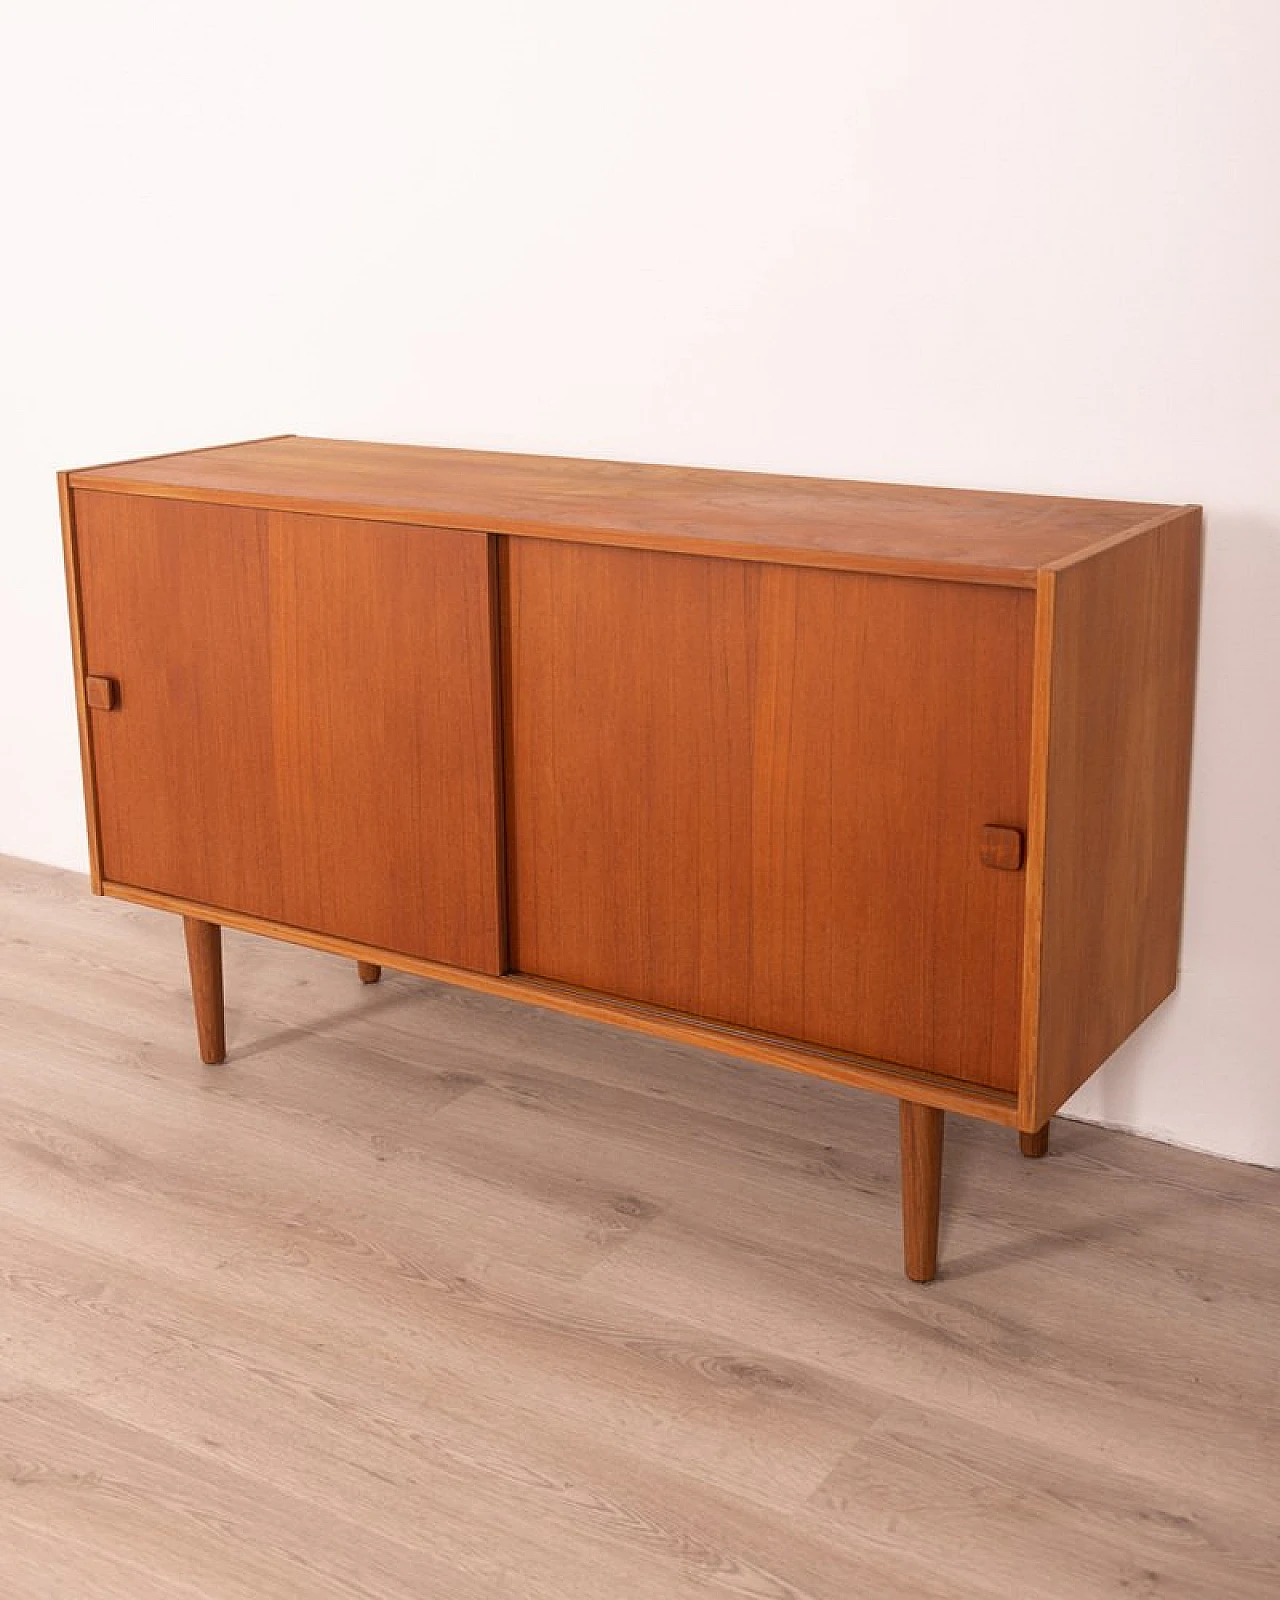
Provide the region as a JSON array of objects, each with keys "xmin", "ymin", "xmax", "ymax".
[{"xmin": 58, "ymin": 436, "xmax": 1202, "ymax": 1280}]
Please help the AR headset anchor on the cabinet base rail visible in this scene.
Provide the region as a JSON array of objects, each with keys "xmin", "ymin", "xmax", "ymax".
[{"xmin": 114, "ymin": 881, "xmax": 1016, "ymax": 1120}]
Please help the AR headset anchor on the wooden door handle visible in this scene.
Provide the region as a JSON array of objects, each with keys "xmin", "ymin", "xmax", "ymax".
[
  {"xmin": 980, "ymin": 824, "xmax": 1024, "ymax": 871},
  {"xmin": 85, "ymin": 675, "xmax": 119, "ymax": 711}
]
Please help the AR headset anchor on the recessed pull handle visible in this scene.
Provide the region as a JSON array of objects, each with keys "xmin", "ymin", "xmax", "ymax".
[
  {"xmin": 85, "ymin": 675, "xmax": 119, "ymax": 711},
  {"xmin": 980, "ymin": 824, "xmax": 1024, "ymax": 871}
]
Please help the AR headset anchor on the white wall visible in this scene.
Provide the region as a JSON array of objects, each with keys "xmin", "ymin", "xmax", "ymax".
[{"xmin": 2, "ymin": 2, "xmax": 1276, "ymax": 1166}]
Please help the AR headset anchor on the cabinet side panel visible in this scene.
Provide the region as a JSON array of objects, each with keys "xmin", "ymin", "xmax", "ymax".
[{"xmin": 1030, "ymin": 509, "xmax": 1203, "ymax": 1125}]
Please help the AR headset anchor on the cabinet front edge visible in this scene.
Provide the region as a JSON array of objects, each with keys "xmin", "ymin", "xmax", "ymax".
[
  {"xmin": 58, "ymin": 474, "xmax": 104, "ymax": 893},
  {"xmin": 1016, "ymin": 567, "xmax": 1056, "ymax": 1128}
]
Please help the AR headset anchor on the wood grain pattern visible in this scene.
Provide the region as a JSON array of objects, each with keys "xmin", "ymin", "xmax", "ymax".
[
  {"xmin": 357, "ymin": 961, "xmax": 382, "ymax": 985},
  {"xmin": 505, "ymin": 540, "xmax": 1034, "ymax": 1090},
  {"xmin": 1015, "ymin": 569, "xmax": 1058, "ymax": 1128},
  {"xmin": 2, "ymin": 853, "xmax": 1276, "ymax": 1600},
  {"xmin": 265, "ymin": 510, "xmax": 504, "ymax": 971},
  {"xmin": 1026, "ymin": 509, "xmax": 1203, "ymax": 1127},
  {"xmin": 72, "ymin": 491, "xmax": 504, "ymax": 973},
  {"xmin": 74, "ymin": 490, "xmax": 285, "ymax": 916},
  {"xmin": 56, "ymin": 472, "xmax": 104, "ymax": 893},
  {"xmin": 68, "ymin": 435, "xmax": 1186, "ymax": 585},
  {"xmin": 899, "ymin": 1102, "xmax": 944, "ymax": 1282},
  {"xmin": 182, "ymin": 915, "xmax": 225, "ymax": 1064}
]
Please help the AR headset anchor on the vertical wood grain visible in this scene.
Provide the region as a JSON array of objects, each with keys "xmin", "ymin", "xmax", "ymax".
[
  {"xmin": 73, "ymin": 493, "xmax": 504, "ymax": 975},
  {"xmin": 1028, "ymin": 510, "xmax": 1203, "ymax": 1127},
  {"xmin": 267, "ymin": 512, "xmax": 503, "ymax": 972},
  {"xmin": 505, "ymin": 540, "xmax": 1035, "ymax": 1089},
  {"xmin": 899, "ymin": 1101, "xmax": 944, "ymax": 1283},
  {"xmin": 182, "ymin": 916, "xmax": 225, "ymax": 1064},
  {"xmin": 57, "ymin": 473, "xmax": 104, "ymax": 893},
  {"xmin": 74, "ymin": 490, "xmax": 286, "ymax": 916},
  {"xmin": 1015, "ymin": 569, "xmax": 1057, "ymax": 1126}
]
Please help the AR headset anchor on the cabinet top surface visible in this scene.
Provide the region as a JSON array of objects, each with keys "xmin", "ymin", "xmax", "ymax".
[{"xmin": 68, "ymin": 435, "xmax": 1191, "ymax": 583}]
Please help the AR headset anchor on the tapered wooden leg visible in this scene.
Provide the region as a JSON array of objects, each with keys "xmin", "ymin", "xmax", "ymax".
[
  {"xmin": 899, "ymin": 1100, "xmax": 944, "ymax": 1283},
  {"xmin": 182, "ymin": 916, "xmax": 225, "ymax": 1065},
  {"xmin": 357, "ymin": 961, "xmax": 382, "ymax": 985},
  {"xmin": 1019, "ymin": 1123, "xmax": 1051, "ymax": 1159}
]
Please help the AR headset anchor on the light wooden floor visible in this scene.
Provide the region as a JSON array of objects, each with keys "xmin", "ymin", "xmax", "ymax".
[{"xmin": 0, "ymin": 855, "xmax": 1277, "ymax": 1599}]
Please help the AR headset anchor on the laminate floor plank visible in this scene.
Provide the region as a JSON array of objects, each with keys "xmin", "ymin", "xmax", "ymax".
[
  {"xmin": 808, "ymin": 1400, "xmax": 1279, "ymax": 1600},
  {"xmin": 0, "ymin": 1188, "xmax": 873, "ymax": 1519},
  {"xmin": 0, "ymin": 1385, "xmax": 504, "ymax": 1600},
  {"xmin": 1, "ymin": 855, "xmax": 1277, "ymax": 1598},
  {"xmin": 584, "ymin": 1218, "xmax": 1280, "ymax": 1516}
]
